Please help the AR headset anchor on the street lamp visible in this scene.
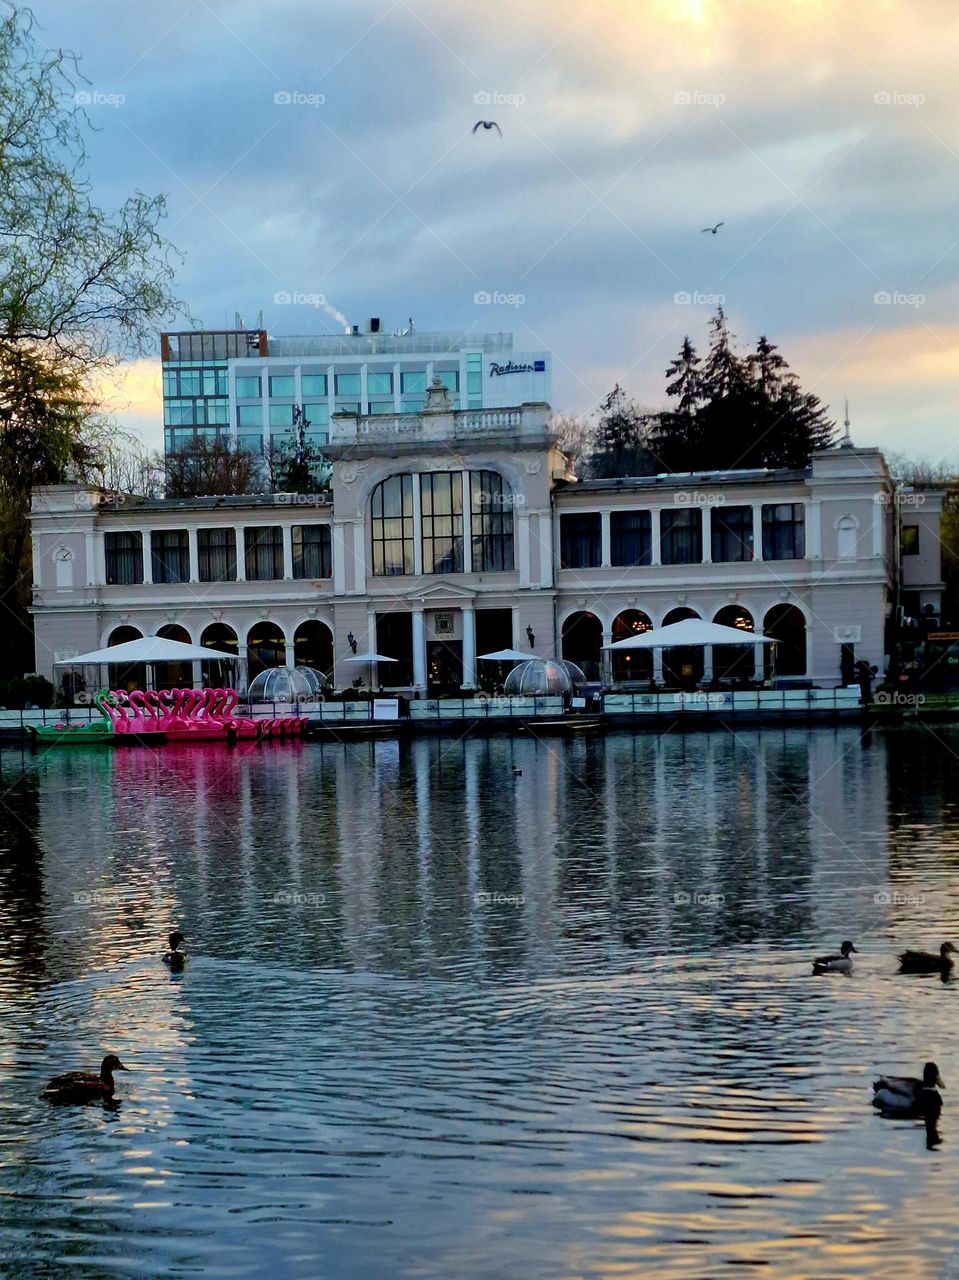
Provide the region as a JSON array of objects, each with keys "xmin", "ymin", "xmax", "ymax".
[
  {"xmin": 526, "ymin": 626, "xmax": 535, "ymax": 647},
  {"xmin": 347, "ymin": 632, "xmax": 358, "ymax": 654}
]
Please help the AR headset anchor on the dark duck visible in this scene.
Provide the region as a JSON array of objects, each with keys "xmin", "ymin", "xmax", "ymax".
[
  {"xmin": 872, "ymin": 1061, "xmax": 944, "ymax": 1120},
  {"xmin": 898, "ymin": 942, "xmax": 956, "ymax": 976},
  {"xmin": 162, "ymin": 930, "xmax": 186, "ymax": 971},
  {"xmin": 40, "ymin": 1054, "xmax": 128, "ymax": 1104}
]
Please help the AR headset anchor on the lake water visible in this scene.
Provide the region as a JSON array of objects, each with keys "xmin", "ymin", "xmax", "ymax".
[{"xmin": 2, "ymin": 725, "xmax": 959, "ymax": 1279}]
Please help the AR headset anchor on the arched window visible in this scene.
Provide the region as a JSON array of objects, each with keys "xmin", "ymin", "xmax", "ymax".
[
  {"xmin": 371, "ymin": 474, "xmax": 415, "ymax": 576},
  {"xmin": 470, "ymin": 471, "xmax": 514, "ymax": 572},
  {"xmin": 661, "ymin": 607, "xmax": 702, "ymax": 687},
  {"xmin": 293, "ymin": 620, "xmax": 333, "ymax": 676},
  {"xmin": 562, "ymin": 611, "xmax": 603, "ymax": 682},
  {"xmin": 107, "ymin": 625, "xmax": 145, "ymax": 692},
  {"xmin": 764, "ymin": 604, "xmax": 807, "ymax": 676},
  {"xmin": 611, "ymin": 609, "xmax": 653, "ymax": 683},
  {"xmin": 247, "ymin": 622, "xmax": 286, "ymax": 680},
  {"xmin": 155, "ymin": 623, "xmax": 192, "ymax": 690},
  {"xmin": 712, "ymin": 605, "xmax": 755, "ymax": 680},
  {"xmin": 201, "ymin": 623, "xmax": 239, "ymax": 687},
  {"xmin": 420, "ymin": 471, "xmax": 463, "ymax": 573},
  {"xmin": 837, "ymin": 515, "xmax": 859, "ymax": 560},
  {"xmin": 54, "ymin": 547, "xmax": 74, "ymax": 590}
]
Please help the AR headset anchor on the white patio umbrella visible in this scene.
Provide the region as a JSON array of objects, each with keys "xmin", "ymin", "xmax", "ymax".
[
  {"xmin": 603, "ymin": 618, "xmax": 777, "ymax": 650},
  {"xmin": 55, "ymin": 636, "xmax": 236, "ymax": 691},
  {"xmin": 344, "ymin": 651, "xmax": 399, "ymax": 689},
  {"xmin": 476, "ymin": 648, "xmax": 539, "ymax": 662}
]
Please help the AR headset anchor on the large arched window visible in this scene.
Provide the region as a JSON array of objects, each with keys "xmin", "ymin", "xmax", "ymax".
[
  {"xmin": 420, "ymin": 471, "xmax": 463, "ymax": 573},
  {"xmin": 661, "ymin": 607, "xmax": 703, "ymax": 687},
  {"xmin": 371, "ymin": 474, "xmax": 415, "ymax": 576},
  {"xmin": 562, "ymin": 611, "xmax": 603, "ymax": 682},
  {"xmin": 201, "ymin": 622, "xmax": 239, "ymax": 687},
  {"xmin": 247, "ymin": 622, "xmax": 286, "ymax": 680},
  {"xmin": 293, "ymin": 620, "xmax": 333, "ymax": 676},
  {"xmin": 764, "ymin": 604, "xmax": 807, "ymax": 676},
  {"xmin": 470, "ymin": 470, "xmax": 514, "ymax": 572},
  {"xmin": 155, "ymin": 623, "xmax": 192, "ymax": 690},
  {"xmin": 712, "ymin": 605, "xmax": 755, "ymax": 680},
  {"xmin": 107, "ymin": 625, "xmax": 145, "ymax": 692},
  {"xmin": 610, "ymin": 609, "xmax": 653, "ymax": 683}
]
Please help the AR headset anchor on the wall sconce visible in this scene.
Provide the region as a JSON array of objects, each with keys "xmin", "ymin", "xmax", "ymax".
[
  {"xmin": 526, "ymin": 625, "xmax": 535, "ymax": 646},
  {"xmin": 347, "ymin": 631, "xmax": 358, "ymax": 654}
]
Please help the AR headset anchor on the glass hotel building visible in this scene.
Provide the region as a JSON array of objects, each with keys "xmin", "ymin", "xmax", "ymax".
[{"xmin": 160, "ymin": 323, "xmax": 551, "ymax": 457}]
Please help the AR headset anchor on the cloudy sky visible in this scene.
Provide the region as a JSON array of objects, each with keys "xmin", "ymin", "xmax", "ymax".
[{"xmin": 33, "ymin": 0, "xmax": 959, "ymax": 462}]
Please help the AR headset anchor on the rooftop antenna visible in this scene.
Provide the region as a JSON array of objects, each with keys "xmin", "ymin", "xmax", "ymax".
[{"xmin": 840, "ymin": 397, "xmax": 853, "ymax": 448}]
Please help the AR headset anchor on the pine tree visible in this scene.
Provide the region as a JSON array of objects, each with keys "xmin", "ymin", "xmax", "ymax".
[
  {"xmin": 652, "ymin": 337, "xmax": 705, "ymax": 470},
  {"xmin": 698, "ymin": 307, "xmax": 757, "ymax": 468},
  {"xmin": 589, "ymin": 385, "xmax": 659, "ymax": 478},
  {"xmin": 747, "ymin": 335, "xmax": 835, "ymax": 468}
]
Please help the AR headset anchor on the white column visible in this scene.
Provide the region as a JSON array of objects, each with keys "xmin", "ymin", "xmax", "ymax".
[
  {"xmin": 85, "ymin": 531, "xmax": 97, "ymax": 586},
  {"xmin": 808, "ymin": 499, "xmax": 822, "ymax": 559},
  {"xmin": 517, "ymin": 513, "xmax": 531, "ymax": 587},
  {"xmin": 142, "ymin": 530, "xmax": 153, "ymax": 584},
  {"xmin": 752, "ymin": 504, "xmax": 764, "ymax": 561},
  {"xmin": 461, "ymin": 606, "xmax": 476, "ymax": 689},
  {"xmin": 701, "ymin": 506, "xmax": 711, "ymax": 563},
  {"xmin": 602, "ymin": 630, "xmax": 613, "ymax": 686},
  {"xmin": 871, "ymin": 499, "xmax": 883, "ymax": 557},
  {"xmin": 653, "ymin": 647, "xmax": 664, "ymax": 686},
  {"xmin": 187, "ymin": 527, "xmax": 199, "ymax": 583},
  {"xmin": 282, "ymin": 524, "xmax": 294, "ymax": 580},
  {"xmin": 703, "ymin": 645, "xmax": 714, "ymax": 683},
  {"xmin": 353, "ymin": 519, "xmax": 367, "ymax": 593},
  {"xmin": 412, "ymin": 608, "xmax": 427, "ymax": 691},
  {"xmin": 600, "ymin": 511, "xmax": 611, "ymax": 567},
  {"xmin": 235, "ymin": 527, "xmax": 246, "ymax": 581},
  {"xmin": 93, "ymin": 531, "xmax": 106, "ymax": 585},
  {"xmin": 650, "ymin": 510, "xmax": 662, "ymax": 566},
  {"xmin": 538, "ymin": 511, "xmax": 554, "ymax": 588},
  {"xmin": 332, "ymin": 519, "xmax": 347, "ymax": 593}
]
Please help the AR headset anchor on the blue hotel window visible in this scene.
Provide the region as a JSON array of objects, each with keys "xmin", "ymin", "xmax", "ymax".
[
  {"xmin": 436, "ymin": 369, "xmax": 459, "ymax": 392},
  {"xmin": 269, "ymin": 403, "xmax": 295, "ymax": 427},
  {"xmin": 162, "ymin": 370, "xmax": 177, "ymax": 396},
  {"xmin": 269, "ymin": 375, "xmax": 295, "ymax": 397},
  {"xmin": 301, "ymin": 374, "xmax": 327, "ymax": 396},
  {"xmin": 206, "ymin": 399, "xmax": 229, "ymax": 426},
  {"xmin": 237, "ymin": 405, "xmax": 263, "ymax": 429},
  {"xmin": 367, "ymin": 371, "xmax": 393, "ymax": 395},
  {"xmin": 335, "ymin": 373, "xmax": 360, "ymax": 396},
  {"xmin": 178, "ymin": 369, "xmax": 201, "ymax": 396},
  {"xmin": 235, "ymin": 375, "xmax": 261, "ymax": 398},
  {"xmin": 302, "ymin": 402, "xmax": 329, "ymax": 426},
  {"xmin": 401, "ymin": 371, "xmax": 426, "ymax": 393}
]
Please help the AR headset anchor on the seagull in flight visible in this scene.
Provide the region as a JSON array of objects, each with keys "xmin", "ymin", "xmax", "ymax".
[
  {"xmin": 701, "ymin": 221, "xmax": 724, "ymax": 234},
  {"xmin": 473, "ymin": 120, "xmax": 502, "ymax": 136}
]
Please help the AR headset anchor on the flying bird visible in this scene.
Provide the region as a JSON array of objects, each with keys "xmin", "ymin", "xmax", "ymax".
[
  {"xmin": 701, "ymin": 221, "xmax": 724, "ymax": 234},
  {"xmin": 473, "ymin": 120, "xmax": 502, "ymax": 136}
]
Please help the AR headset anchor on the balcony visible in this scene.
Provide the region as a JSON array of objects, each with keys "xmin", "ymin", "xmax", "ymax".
[{"xmin": 327, "ymin": 402, "xmax": 551, "ymax": 454}]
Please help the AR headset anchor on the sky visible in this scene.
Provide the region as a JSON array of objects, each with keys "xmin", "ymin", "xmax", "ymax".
[{"xmin": 31, "ymin": 0, "xmax": 959, "ymax": 464}]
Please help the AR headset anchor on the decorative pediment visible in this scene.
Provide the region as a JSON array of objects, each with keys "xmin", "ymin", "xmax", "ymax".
[{"xmin": 405, "ymin": 578, "xmax": 477, "ymax": 603}]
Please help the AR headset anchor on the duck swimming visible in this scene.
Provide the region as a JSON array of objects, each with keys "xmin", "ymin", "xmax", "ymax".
[
  {"xmin": 872, "ymin": 1061, "xmax": 944, "ymax": 1118},
  {"xmin": 812, "ymin": 940, "xmax": 858, "ymax": 974},
  {"xmin": 898, "ymin": 942, "xmax": 956, "ymax": 975},
  {"xmin": 162, "ymin": 930, "xmax": 186, "ymax": 971},
  {"xmin": 40, "ymin": 1054, "xmax": 128, "ymax": 1104}
]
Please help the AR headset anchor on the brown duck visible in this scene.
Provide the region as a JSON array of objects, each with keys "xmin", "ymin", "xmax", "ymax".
[{"xmin": 40, "ymin": 1054, "xmax": 128, "ymax": 1104}]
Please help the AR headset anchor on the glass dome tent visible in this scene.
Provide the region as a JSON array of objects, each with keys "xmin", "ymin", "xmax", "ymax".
[
  {"xmin": 503, "ymin": 659, "xmax": 574, "ymax": 697},
  {"xmin": 246, "ymin": 666, "xmax": 326, "ymax": 704}
]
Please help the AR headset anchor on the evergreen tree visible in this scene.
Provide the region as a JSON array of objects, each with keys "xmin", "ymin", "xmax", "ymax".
[
  {"xmin": 747, "ymin": 335, "xmax": 835, "ymax": 468},
  {"xmin": 589, "ymin": 385, "xmax": 659, "ymax": 478},
  {"xmin": 698, "ymin": 307, "xmax": 757, "ymax": 468},
  {"xmin": 651, "ymin": 337, "xmax": 705, "ymax": 471}
]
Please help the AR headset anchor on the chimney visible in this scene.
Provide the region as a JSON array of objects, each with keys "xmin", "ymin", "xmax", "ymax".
[{"xmin": 369, "ymin": 317, "xmax": 381, "ymax": 333}]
